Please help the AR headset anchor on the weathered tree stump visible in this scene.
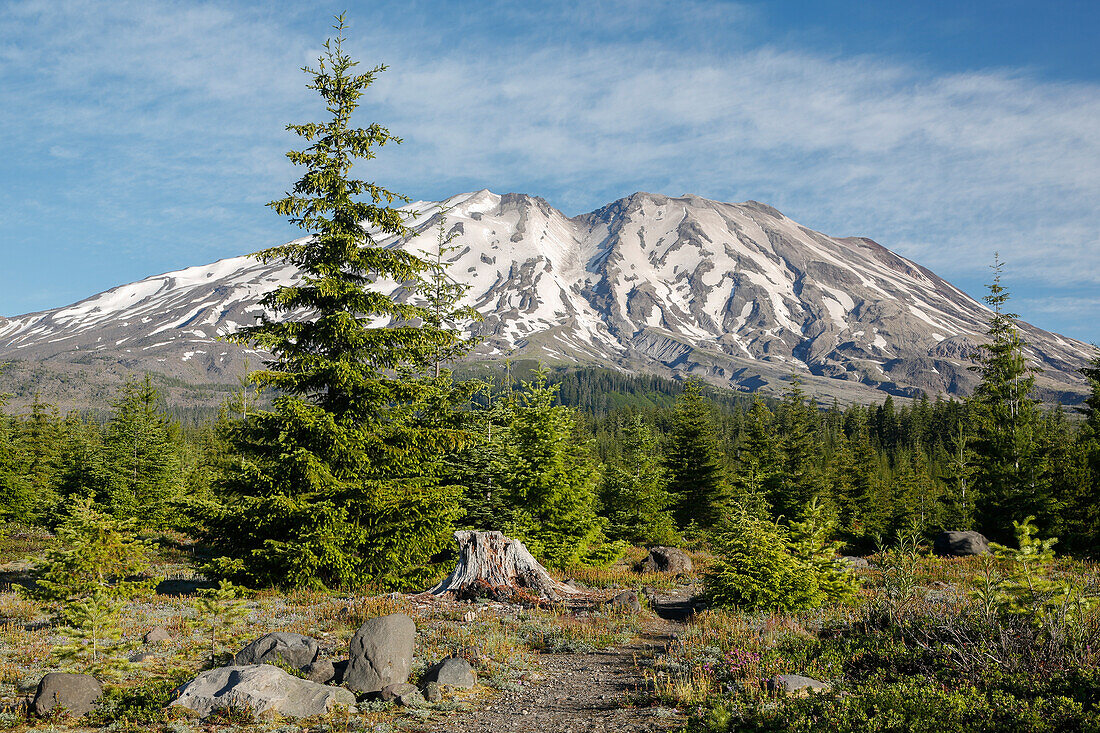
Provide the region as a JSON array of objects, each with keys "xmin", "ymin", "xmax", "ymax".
[{"xmin": 427, "ymin": 530, "xmax": 580, "ymax": 602}]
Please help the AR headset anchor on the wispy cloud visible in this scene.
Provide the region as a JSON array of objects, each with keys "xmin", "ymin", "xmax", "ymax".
[{"xmin": 0, "ymin": 0, "xmax": 1097, "ymax": 340}]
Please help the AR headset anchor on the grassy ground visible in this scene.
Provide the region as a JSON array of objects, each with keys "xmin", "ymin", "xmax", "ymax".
[
  {"xmin": 0, "ymin": 527, "xmax": 662, "ymax": 732},
  {"xmin": 645, "ymin": 553, "xmax": 1100, "ymax": 732},
  {"xmin": 2, "ymin": 527, "xmax": 1098, "ymax": 732}
]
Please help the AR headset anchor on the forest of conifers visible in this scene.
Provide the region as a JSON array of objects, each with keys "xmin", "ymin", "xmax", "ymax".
[{"xmin": 2, "ymin": 351, "xmax": 1098, "ymax": 587}]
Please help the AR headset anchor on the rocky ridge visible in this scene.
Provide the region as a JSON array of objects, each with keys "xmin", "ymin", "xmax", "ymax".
[{"xmin": 1, "ymin": 190, "xmax": 1092, "ymax": 408}]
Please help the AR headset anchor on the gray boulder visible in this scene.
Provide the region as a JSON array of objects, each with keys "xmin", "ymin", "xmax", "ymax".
[
  {"xmin": 170, "ymin": 665, "xmax": 355, "ymax": 719},
  {"xmin": 422, "ymin": 681, "xmax": 442, "ymax": 703},
  {"xmin": 423, "ymin": 657, "xmax": 476, "ymax": 688},
  {"xmin": 33, "ymin": 673, "xmax": 103, "ymax": 718},
  {"xmin": 639, "ymin": 547, "xmax": 693, "ymax": 574},
  {"xmin": 232, "ymin": 632, "xmax": 320, "ymax": 670},
  {"xmin": 303, "ymin": 659, "xmax": 336, "ymax": 685},
  {"xmin": 344, "ymin": 613, "xmax": 416, "ymax": 693},
  {"xmin": 766, "ymin": 674, "xmax": 830, "ymax": 697},
  {"xmin": 143, "ymin": 626, "xmax": 171, "ymax": 644},
  {"xmin": 933, "ymin": 531, "xmax": 989, "ymax": 556},
  {"xmin": 607, "ymin": 590, "xmax": 643, "ymax": 613},
  {"xmin": 841, "ymin": 556, "xmax": 870, "ymax": 569},
  {"xmin": 397, "ymin": 689, "xmax": 426, "ymax": 707},
  {"xmin": 380, "ymin": 682, "xmax": 418, "ymax": 702}
]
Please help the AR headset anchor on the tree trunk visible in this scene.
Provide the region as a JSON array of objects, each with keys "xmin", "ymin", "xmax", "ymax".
[{"xmin": 427, "ymin": 530, "xmax": 580, "ymax": 602}]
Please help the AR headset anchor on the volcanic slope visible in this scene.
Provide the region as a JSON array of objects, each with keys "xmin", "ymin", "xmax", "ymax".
[{"xmin": 0, "ymin": 190, "xmax": 1092, "ymax": 409}]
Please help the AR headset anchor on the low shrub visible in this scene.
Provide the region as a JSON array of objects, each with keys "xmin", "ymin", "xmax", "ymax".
[{"xmin": 694, "ymin": 677, "xmax": 1100, "ymax": 733}]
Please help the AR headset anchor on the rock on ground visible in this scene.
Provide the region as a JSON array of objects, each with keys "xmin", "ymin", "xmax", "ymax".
[
  {"xmin": 933, "ymin": 530, "xmax": 989, "ymax": 556},
  {"xmin": 424, "ymin": 657, "xmax": 477, "ymax": 688},
  {"xmin": 143, "ymin": 626, "xmax": 171, "ymax": 644},
  {"xmin": 607, "ymin": 590, "xmax": 643, "ymax": 613},
  {"xmin": 841, "ymin": 555, "xmax": 870, "ymax": 569},
  {"xmin": 380, "ymin": 682, "xmax": 419, "ymax": 701},
  {"xmin": 303, "ymin": 659, "xmax": 336, "ymax": 685},
  {"xmin": 344, "ymin": 613, "xmax": 416, "ymax": 693},
  {"xmin": 638, "ymin": 547, "xmax": 693, "ymax": 574},
  {"xmin": 170, "ymin": 665, "xmax": 355, "ymax": 719},
  {"xmin": 767, "ymin": 674, "xmax": 830, "ymax": 697},
  {"xmin": 232, "ymin": 631, "xmax": 320, "ymax": 670},
  {"xmin": 33, "ymin": 673, "xmax": 103, "ymax": 718}
]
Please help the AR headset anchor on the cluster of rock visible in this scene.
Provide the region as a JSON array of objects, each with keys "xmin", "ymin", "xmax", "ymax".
[
  {"xmin": 31, "ymin": 612, "xmax": 477, "ymax": 721},
  {"xmin": 933, "ymin": 530, "xmax": 989, "ymax": 556},
  {"xmin": 637, "ymin": 546, "xmax": 693, "ymax": 574}
]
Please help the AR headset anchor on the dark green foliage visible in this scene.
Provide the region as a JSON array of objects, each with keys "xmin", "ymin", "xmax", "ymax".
[
  {"xmin": 599, "ymin": 415, "xmax": 679, "ymax": 546},
  {"xmin": 204, "ymin": 18, "xmax": 473, "ymax": 589},
  {"xmin": 451, "ymin": 379, "xmax": 512, "ymax": 532},
  {"xmin": 969, "ymin": 256, "xmax": 1045, "ymax": 541},
  {"xmin": 699, "ymin": 678, "xmax": 1100, "ymax": 733},
  {"xmin": 665, "ymin": 379, "xmax": 728, "ymax": 529},
  {"xmin": 728, "ymin": 398, "xmax": 778, "ymax": 516},
  {"xmin": 705, "ymin": 501, "xmax": 859, "ymax": 612},
  {"xmin": 496, "ymin": 369, "xmax": 603, "ymax": 567},
  {"xmin": 86, "ymin": 669, "xmax": 192, "ymax": 726},
  {"xmin": 27, "ymin": 494, "xmax": 152, "ymax": 605},
  {"xmin": 769, "ymin": 380, "xmax": 827, "ymax": 520},
  {"xmin": 101, "ymin": 376, "xmax": 183, "ymax": 525},
  {"xmin": 0, "ymin": 386, "xmax": 34, "ymax": 522}
]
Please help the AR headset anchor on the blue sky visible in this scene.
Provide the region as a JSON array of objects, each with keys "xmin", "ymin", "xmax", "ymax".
[{"xmin": 1, "ymin": 0, "xmax": 1098, "ymax": 343}]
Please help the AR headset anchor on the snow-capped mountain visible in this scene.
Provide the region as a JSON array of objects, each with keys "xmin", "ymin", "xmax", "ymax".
[{"xmin": 1, "ymin": 190, "xmax": 1093, "ymax": 408}]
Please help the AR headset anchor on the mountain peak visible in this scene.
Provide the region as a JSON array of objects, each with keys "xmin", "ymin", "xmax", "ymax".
[{"xmin": 0, "ymin": 191, "xmax": 1092, "ymax": 410}]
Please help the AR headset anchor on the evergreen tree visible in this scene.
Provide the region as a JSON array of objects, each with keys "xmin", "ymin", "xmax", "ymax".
[
  {"xmin": 52, "ymin": 415, "xmax": 109, "ymax": 506},
  {"xmin": 969, "ymin": 256, "xmax": 1044, "ymax": 540},
  {"xmin": 0, "ymin": 380, "xmax": 32, "ymax": 522},
  {"xmin": 598, "ymin": 415, "xmax": 678, "ymax": 546},
  {"xmin": 102, "ymin": 376, "xmax": 182, "ymax": 524},
  {"xmin": 497, "ymin": 369, "xmax": 603, "ymax": 567},
  {"xmin": 770, "ymin": 380, "xmax": 827, "ymax": 521},
  {"xmin": 28, "ymin": 494, "xmax": 153, "ymax": 606},
  {"xmin": 451, "ymin": 379, "xmax": 512, "ymax": 532},
  {"xmin": 728, "ymin": 398, "xmax": 778, "ymax": 516},
  {"xmin": 1079, "ymin": 351, "xmax": 1100, "ymax": 437},
  {"xmin": 417, "ymin": 208, "xmax": 481, "ymax": 378},
  {"xmin": 1072, "ymin": 351, "xmax": 1100, "ymax": 552},
  {"xmin": 941, "ymin": 414, "xmax": 977, "ymax": 529},
  {"xmin": 205, "ymin": 17, "xmax": 473, "ymax": 588},
  {"xmin": 665, "ymin": 379, "xmax": 727, "ymax": 530},
  {"xmin": 16, "ymin": 397, "xmax": 63, "ymax": 522}
]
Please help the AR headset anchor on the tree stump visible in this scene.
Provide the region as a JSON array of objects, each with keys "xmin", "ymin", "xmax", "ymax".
[{"xmin": 427, "ymin": 531, "xmax": 580, "ymax": 602}]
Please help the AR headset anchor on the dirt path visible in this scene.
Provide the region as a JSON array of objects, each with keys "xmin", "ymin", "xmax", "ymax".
[{"xmin": 407, "ymin": 587, "xmax": 698, "ymax": 733}]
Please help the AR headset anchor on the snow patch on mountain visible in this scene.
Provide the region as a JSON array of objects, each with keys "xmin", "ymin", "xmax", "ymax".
[{"xmin": 1, "ymin": 190, "xmax": 1093, "ymax": 404}]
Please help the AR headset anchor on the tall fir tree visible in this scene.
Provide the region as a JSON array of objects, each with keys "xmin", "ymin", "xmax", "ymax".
[
  {"xmin": 598, "ymin": 414, "xmax": 678, "ymax": 546},
  {"xmin": 665, "ymin": 379, "xmax": 727, "ymax": 530},
  {"xmin": 102, "ymin": 376, "xmax": 183, "ymax": 525},
  {"xmin": 16, "ymin": 397, "xmax": 62, "ymax": 524},
  {"xmin": 969, "ymin": 256, "xmax": 1045, "ymax": 541},
  {"xmin": 0, "ymin": 376, "xmax": 31, "ymax": 522},
  {"xmin": 497, "ymin": 369, "xmax": 603, "ymax": 567},
  {"xmin": 770, "ymin": 380, "xmax": 827, "ymax": 521},
  {"xmin": 728, "ymin": 398, "xmax": 779, "ymax": 516},
  {"xmin": 205, "ymin": 16, "xmax": 473, "ymax": 589},
  {"xmin": 1074, "ymin": 351, "xmax": 1100, "ymax": 553}
]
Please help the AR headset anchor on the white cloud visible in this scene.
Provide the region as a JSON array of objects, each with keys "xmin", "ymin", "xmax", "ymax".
[{"xmin": 0, "ymin": 0, "xmax": 1097, "ymax": 338}]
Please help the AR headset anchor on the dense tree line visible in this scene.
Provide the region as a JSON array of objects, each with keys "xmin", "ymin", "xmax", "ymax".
[
  {"xmin": 5, "ymin": 338, "xmax": 1099, "ymax": 572},
  {"xmin": 0, "ymin": 376, "xmax": 189, "ymax": 527}
]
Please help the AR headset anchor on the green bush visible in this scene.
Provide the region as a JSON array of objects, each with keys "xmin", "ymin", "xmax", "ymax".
[
  {"xmin": 704, "ymin": 502, "xmax": 859, "ymax": 612},
  {"xmin": 86, "ymin": 670, "xmax": 192, "ymax": 726},
  {"xmin": 696, "ymin": 679, "xmax": 1100, "ymax": 732}
]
